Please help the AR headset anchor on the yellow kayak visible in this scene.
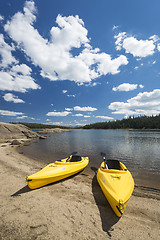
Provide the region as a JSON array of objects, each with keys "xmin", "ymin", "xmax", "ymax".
[
  {"xmin": 97, "ymin": 157, "xmax": 134, "ymax": 217},
  {"xmin": 26, "ymin": 154, "xmax": 89, "ymax": 189}
]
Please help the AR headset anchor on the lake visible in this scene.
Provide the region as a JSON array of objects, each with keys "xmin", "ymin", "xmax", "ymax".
[{"xmin": 19, "ymin": 129, "xmax": 160, "ymax": 188}]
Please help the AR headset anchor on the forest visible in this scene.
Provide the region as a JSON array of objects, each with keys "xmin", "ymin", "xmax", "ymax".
[
  {"xmin": 12, "ymin": 115, "xmax": 160, "ymax": 130},
  {"xmin": 12, "ymin": 122, "xmax": 69, "ymax": 129},
  {"xmin": 83, "ymin": 115, "xmax": 160, "ymax": 129}
]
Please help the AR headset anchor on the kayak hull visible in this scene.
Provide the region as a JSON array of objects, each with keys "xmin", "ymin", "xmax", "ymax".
[
  {"xmin": 26, "ymin": 157, "xmax": 89, "ymax": 189},
  {"xmin": 97, "ymin": 161, "xmax": 134, "ymax": 217}
]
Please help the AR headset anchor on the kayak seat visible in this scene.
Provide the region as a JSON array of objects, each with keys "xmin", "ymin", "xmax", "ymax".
[
  {"xmin": 106, "ymin": 159, "xmax": 120, "ymax": 170},
  {"xmin": 69, "ymin": 155, "xmax": 81, "ymax": 162}
]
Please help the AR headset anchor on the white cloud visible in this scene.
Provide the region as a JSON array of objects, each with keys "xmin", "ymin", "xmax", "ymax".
[
  {"xmin": 0, "ymin": 110, "xmax": 24, "ymax": 116},
  {"xmin": 0, "ymin": 33, "xmax": 40, "ymax": 92},
  {"xmin": 65, "ymin": 108, "xmax": 73, "ymax": 111},
  {"xmin": 0, "ymin": 69, "xmax": 40, "ymax": 92},
  {"xmin": 139, "ymin": 84, "xmax": 144, "ymax": 89},
  {"xmin": 114, "ymin": 32, "xmax": 127, "ymax": 50},
  {"xmin": 157, "ymin": 43, "xmax": 160, "ymax": 51},
  {"xmin": 92, "ymin": 82, "xmax": 101, "ymax": 86},
  {"xmin": 112, "ymin": 83, "xmax": 138, "ymax": 92},
  {"xmin": 62, "ymin": 90, "xmax": 67, "ymax": 94},
  {"xmin": 0, "ymin": 15, "xmax": 4, "ymax": 21},
  {"xmin": 73, "ymin": 113, "xmax": 83, "ymax": 117},
  {"xmin": 45, "ymin": 121, "xmax": 63, "ymax": 125},
  {"xmin": 149, "ymin": 35, "xmax": 159, "ymax": 43},
  {"xmin": 63, "ymin": 91, "xmax": 76, "ymax": 98},
  {"xmin": 74, "ymin": 106, "xmax": 97, "ymax": 111},
  {"xmin": 3, "ymin": 93, "xmax": 25, "ymax": 103},
  {"xmin": 84, "ymin": 115, "xmax": 90, "ymax": 118},
  {"xmin": 96, "ymin": 116, "xmax": 114, "ymax": 120},
  {"xmin": 123, "ymin": 37, "xmax": 155, "ymax": 57},
  {"xmin": 11, "ymin": 64, "xmax": 32, "ymax": 75},
  {"xmin": 46, "ymin": 111, "xmax": 71, "ymax": 116},
  {"xmin": 67, "ymin": 94, "xmax": 76, "ymax": 97},
  {"xmin": 17, "ymin": 115, "xmax": 28, "ymax": 119},
  {"xmin": 109, "ymin": 89, "xmax": 160, "ymax": 116},
  {"xmin": 115, "ymin": 32, "xmax": 156, "ymax": 57},
  {"xmin": 4, "ymin": 1, "xmax": 128, "ymax": 84},
  {"xmin": 78, "ymin": 48, "xmax": 128, "ymax": 76},
  {"xmin": 112, "ymin": 25, "xmax": 118, "ymax": 31},
  {"xmin": 0, "ymin": 34, "xmax": 18, "ymax": 68}
]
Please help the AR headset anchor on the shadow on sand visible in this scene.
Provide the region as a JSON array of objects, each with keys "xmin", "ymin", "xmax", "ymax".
[
  {"xmin": 91, "ymin": 167, "xmax": 120, "ymax": 237},
  {"xmin": 11, "ymin": 185, "xmax": 32, "ymax": 197}
]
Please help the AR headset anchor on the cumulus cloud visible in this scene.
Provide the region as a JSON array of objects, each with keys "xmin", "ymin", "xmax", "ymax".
[
  {"xmin": 0, "ymin": 110, "xmax": 24, "ymax": 116},
  {"xmin": 0, "ymin": 66, "xmax": 40, "ymax": 92},
  {"xmin": 123, "ymin": 37, "xmax": 155, "ymax": 57},
  {"xmin": 3, "ymin": 93, "xmax": 25, "ymax": 103},
  {"xmin": 46, "ymin": 111, "xmax": 71, "ymax": 116},
  {"xmin": 115, "ymin": 32, "xmax": 156, "ymax": 57},
  {"xmin": 95, "ymin": 116, "xmax": 114, "ymax": 120},
  {"xmin": 114, "ymin": 32, "xmax": 127, "ymax": 50},
  {"xmin": 0, "ymin": 34, "xmax": 18, "ymax": 68},
  {"xmin": 4, "ymin": 1, "xmax": 128, "ymax": 84},
  {"xmin": 112, "ymin": 83, "xmax": 138, "ymax": 92},
  {"xmin": 62, "ymin": 90, "xmax": 67, "ymax": 94},
  {"xmin": 109, "ymin": 89, "xmax": 160, "ymax": 116},
  {"xmin": 74, "ymin": 106, "xmax": 97, "ymax": 111},
  {"xmin": 0, "ymin": 33, "xmax": 40, "ymax": 92}
]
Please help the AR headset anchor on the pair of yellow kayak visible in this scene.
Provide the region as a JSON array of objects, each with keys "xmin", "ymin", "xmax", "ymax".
[{"xmin": 26, "ymin": 153, "xmax": 134, "ymax": 217}]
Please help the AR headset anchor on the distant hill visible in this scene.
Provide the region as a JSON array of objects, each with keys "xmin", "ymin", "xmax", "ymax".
[
  {"xmin": 83, "ymin": 115, "xmax": 160, "ymax": 129},
  {"xmin": 11, "ymin": 122, "xmax": 70, "ymax": 129}
]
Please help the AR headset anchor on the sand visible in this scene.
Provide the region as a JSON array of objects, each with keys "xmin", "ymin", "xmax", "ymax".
[{"xmin": 0, "ymin": 142, "xmax": 160, "ymax": 240}]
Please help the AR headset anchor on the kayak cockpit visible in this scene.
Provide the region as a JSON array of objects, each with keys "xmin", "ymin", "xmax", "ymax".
[
  {"xmin": 105, "ymin": 159, "xmax": 121, "ymax": 170},
  {"xmin": 68, "ymin": 155, "xmax": 81, "ymax": 162},
  {"xmin": 100, "ymin": 160, "xmax": 127, "ymax": 173},
  {"xmin": 55, "ymin": 155, "xmax": 85, "ymax": 165}
]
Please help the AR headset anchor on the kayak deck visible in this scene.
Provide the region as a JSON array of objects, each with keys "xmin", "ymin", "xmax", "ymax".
[
  {"xmin": 97, "ymin": 160, "xmax": 134, "ymax": 217},
  {"xmin": 26, "ymin": 156, "xmax": 89, "ymax": 189}
]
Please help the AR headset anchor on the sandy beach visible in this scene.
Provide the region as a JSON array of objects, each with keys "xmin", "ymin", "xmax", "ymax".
[{"xmin": 0, "ymin": 141, "xmax": 159, "ymax": 240}]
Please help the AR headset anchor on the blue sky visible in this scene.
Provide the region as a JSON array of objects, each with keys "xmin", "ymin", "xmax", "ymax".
[{"xmin": 0, "ymin": 0, "xmax": 160, "ymax": 126}]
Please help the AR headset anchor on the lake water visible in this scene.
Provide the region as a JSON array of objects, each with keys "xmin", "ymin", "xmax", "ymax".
[{"xmin": 20, "ymin": 129, "xmax": 160, "ymax": 188}]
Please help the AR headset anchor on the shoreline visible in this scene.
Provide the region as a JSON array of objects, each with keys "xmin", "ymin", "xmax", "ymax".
[
  {"xmin": 0, "ymin": 142, "xmax": 160, "ymax": 239},
  {"xmin": 18, "ymin": 137, "xmax": 160, "ymax": 191}
]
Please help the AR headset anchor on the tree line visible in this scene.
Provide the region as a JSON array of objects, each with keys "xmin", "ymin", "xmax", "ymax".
[
  {"xmin": 11, "ymin": 122, "xmax": 70, "ymax": 129},
  {"xmin": 83, "ymin": 115, "xmax": 160, "ymax": 129}
]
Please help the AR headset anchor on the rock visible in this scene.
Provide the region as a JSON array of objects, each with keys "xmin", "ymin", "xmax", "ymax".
[
  {"xmin": 39, "ymin": 135, "xmax": 47, "ymax": 139},
  {"xmin": 11, "ymin": 140, "xmax": 21, "ymax": 145},
  {"xmin": 0, "ymin": 122, "xmax": 40, "ymax": 141}
]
